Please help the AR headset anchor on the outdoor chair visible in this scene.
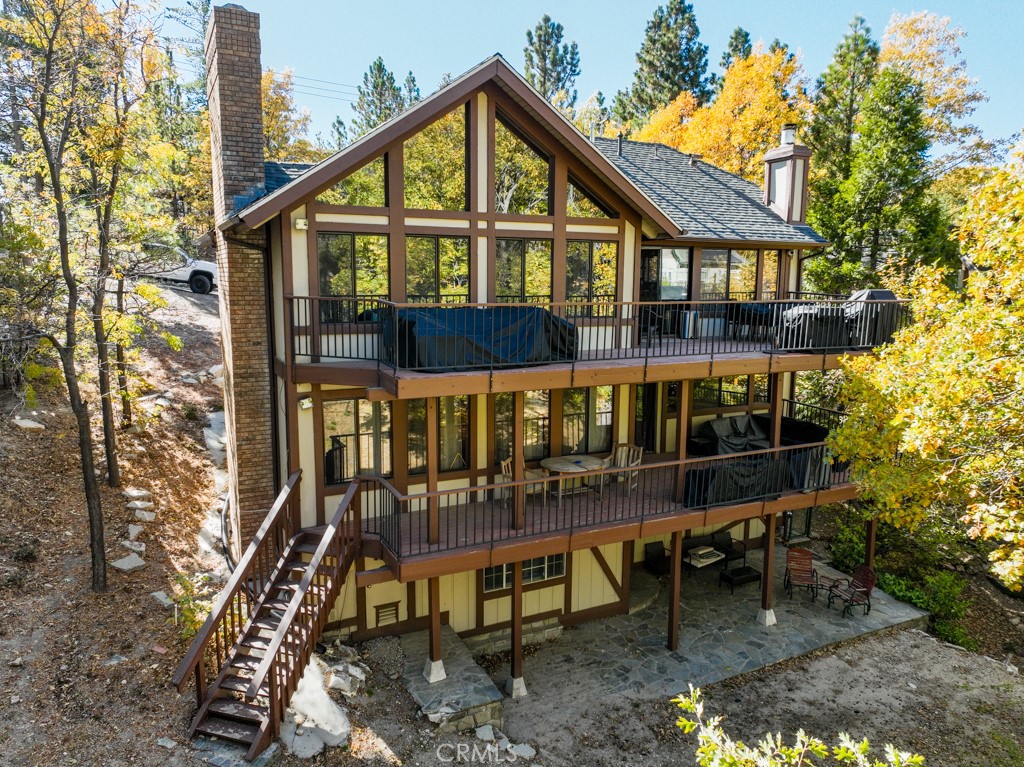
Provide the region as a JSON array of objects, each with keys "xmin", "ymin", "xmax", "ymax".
[
  {"xmin": 588, "ymin": 454, "xmax": 615, "ymax": 496},
  {"xmin": 499, "ymin": 457, "xmax": 548, "ymax": 510},
  {"xmin": 827, "ymin": 564, "xmax": 876, "ymax": 617},
  {"xmin": 783, "ymin": 547, "xmax": 820, "ymax": 600},
  {"xmin": 611, "ymin": 443, "xmax": 644, "ymax": 497},
  {"xmin": 638, "ymin": 305, "xmax": 664, "ymax": 347}
]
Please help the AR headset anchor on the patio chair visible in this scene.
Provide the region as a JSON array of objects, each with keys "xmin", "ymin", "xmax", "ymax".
[
  {"xmin": 611, "ymin": 443, "xmax": 644, "ymax": 497},
  {"xmin": 783, "ymin": 547, "xmax": 820, "ymax": 600},
  {"xmin": 827, "ymin": 564, "xmax": 876, "ymax": 617},
  {"xmin": 588, "ymin": 454, "xmax": 615, "ymax": 497},
  {"xmin": 499, "ymin": 457, "xmax": 548, "ymax": 510},
  {"xmin": 643, "ymin": 541, "xmax": 671, "ymax": 576}
]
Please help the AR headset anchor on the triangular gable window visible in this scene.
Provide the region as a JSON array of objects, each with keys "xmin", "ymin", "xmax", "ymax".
[
  {"xmin": 495, "ymin": 116, "xmax": 551, "ymax": 215},
  {"xmin": 566, "ymin": 177, "xmax": 613, "ymax": 218},
  {"xmin": 316, "ymin": 156, "xmax": 387, "ymax": 207}
]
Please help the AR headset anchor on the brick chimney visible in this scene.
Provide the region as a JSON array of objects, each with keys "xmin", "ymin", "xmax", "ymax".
[
  {"xmin": 205, "ymin": 4, "xmax": 276, "ymax": 554},
  {"xmin": 762, "ymin": 123, "xmax": 811, "ymax": 225}
]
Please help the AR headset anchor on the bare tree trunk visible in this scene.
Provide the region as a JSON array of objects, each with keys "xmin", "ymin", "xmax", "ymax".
[
  {"xmin": 115, "ymin": 278, "xmax": 132, "ymax": 428},
  {"xmin": 93, "ymin": 306, "xmax": 120, "ymax": 487}
]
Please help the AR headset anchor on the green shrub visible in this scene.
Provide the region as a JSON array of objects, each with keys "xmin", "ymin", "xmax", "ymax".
[
  {"xmin": 171, "ymin": 573, "xmax": 215, "ymax": 639},
  {"xmin": 829, "ymin": 518, "xmax": 865, "ymax": 574},
  {"xmin": 877, "ymin": 570, "xmax": 976, "ymax": 649}
]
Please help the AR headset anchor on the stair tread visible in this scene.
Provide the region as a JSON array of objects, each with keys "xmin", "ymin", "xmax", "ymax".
[
  {"xmin": 240, "ymin": 635, "xmax": 271, "ymax": 651},
  {"xmin": 220, "ymin": 674, "xmax": 267, "ymax": 694},
  {"xmin": 260, "ymin": 598, "xmax": 292, "ymax": 611},
  {"xmin": 207, "ymin": 699, "xmax": 268, "ymax": 724},
  {"xmin": 194, "ymin": 715, "xmax": 260, "ymax": 744},
  {"xmin": 229, "ymin": 655, "xmax": 262, "ymax": 671}
]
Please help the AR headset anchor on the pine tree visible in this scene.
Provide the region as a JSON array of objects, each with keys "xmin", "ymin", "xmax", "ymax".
[
  {"xmin": 720, "ymin": 26, "xmax": 751, "ymax": 69},
  {"xmin": 351, "ymin": 57, "xmax": 409, "ymax": 137},
  {"xmin": 615, "ymin": 0, "xmax": 711, "ymax": 124},
  {"xmin": 804, "ymin": 17, "xmax": 880, "ymax": 292},
  {"xmin": 523, "ymin": 14, "xmax": 581, "ymax": 110},
  {"xmin": 838, "ymin": 68, "xmax": 938, "ymax": 279}
]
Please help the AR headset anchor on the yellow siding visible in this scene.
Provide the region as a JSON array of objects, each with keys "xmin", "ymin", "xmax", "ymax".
[
  {"xmin": 296, "ymin": 403, "xmax": 317, "ymax": 526},
  {"xmin": 441, "ymin": 570, "xmax": 477, "ymax": 633},
  {"xmin": 571, "ymin": 543, "xmax": 623, "ymax": 611}
]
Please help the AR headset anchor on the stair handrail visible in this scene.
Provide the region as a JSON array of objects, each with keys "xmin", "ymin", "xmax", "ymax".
[
  {"xmin": 172, "ymin": 470, "xmax": 303, "ymax": 695},
  {"xmin": 245, "ymin": 480, "xmax": 361, "ymax": 702}
]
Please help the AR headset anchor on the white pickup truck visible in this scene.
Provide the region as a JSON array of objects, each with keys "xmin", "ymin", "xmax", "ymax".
[{"xmin": 142, "ymin": 245, "xmax": 218, "ymax": 294}]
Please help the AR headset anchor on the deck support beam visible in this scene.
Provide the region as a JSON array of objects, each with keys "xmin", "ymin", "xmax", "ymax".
[
  {"xmin": 667, "ymin": 529, "xmax": 682, "ymax": 651},
  {"xmin": 768, "ymin": 372, "xmax": 784, "ymax": 449},
  {"xmin": 673, "ymin": 380, "xmax": 692, "ymax": 502},
  {"xmin": 505, "ymin": 560, "xmax": 527, "ymax": 697},
  {"xmin": 758, "ymin": 512, "xmax": 777, "ymax": 626},
  {"xmin": 513, "ymin": 390, "xmax": 525, "ymax": 530},
  {"xmin": 426, "ymin": 397, "xmax": 439, "ymax": 545},
  {"xmin": 423, "ymin": 576, "xmax": 446, "ymax": 683}
]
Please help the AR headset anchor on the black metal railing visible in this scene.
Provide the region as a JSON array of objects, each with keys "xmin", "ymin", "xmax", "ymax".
[
  {"xmin": 287, "ymin": 296, "xmax": 911, "ymax": 372},
  {"xmin": 495, "ymin": 415, "xmax": 551, "ymax": 463},
  {"xmin": 782, "ymin": 398, "xmax": 848, "ymax": 433},
  {"xmin": 357, "ymin": 442, "xmax": 851, "ymax": 559}
]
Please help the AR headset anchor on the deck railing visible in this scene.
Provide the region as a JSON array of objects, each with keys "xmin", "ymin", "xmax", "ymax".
[
  {"xmin": 782, "ymin": 398, "xmax": 848, "ymax": 433},
  {"xmin": 171, "ymin": 471, "xmax": 303, "ymax": 709},
  {"xmin": 358, "ymin": 442, "xmax": 849, "ymax": 560},
  {"xmin": 287, "ymin": 296, "xmax": 910, "ymax": 373}
]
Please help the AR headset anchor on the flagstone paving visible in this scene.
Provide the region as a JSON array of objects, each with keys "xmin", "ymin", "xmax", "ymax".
[{"xmin": 516, "ymin": 546, "xmax": 927, "ymax": 699}]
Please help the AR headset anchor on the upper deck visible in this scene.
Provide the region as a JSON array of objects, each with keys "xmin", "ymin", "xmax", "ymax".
[{"xmin": 285, "ymin": 295, "xmax": 909, "ymax": 395}]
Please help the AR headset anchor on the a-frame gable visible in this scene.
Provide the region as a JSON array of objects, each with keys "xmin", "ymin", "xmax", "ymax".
[{"xmin": 229, "ymin": 56, "xmax": 679, "ymax": 237}]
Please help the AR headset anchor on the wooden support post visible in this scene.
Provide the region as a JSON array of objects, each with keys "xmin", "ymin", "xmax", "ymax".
[
  {"xmin": 768, "ymin": 373, "xmax": 784, "ymax": 449},
  {"xmin": 758, "ymin": 513, "xmax": 778, "ymax": 626},
  {"xmin": 512, "ymin": 390, "xmax": 525, "ymax": 530},
  {"xmin": 506, "ymin": 560, "xmax": 527, "ymax": 697},
  {"xmin": 426, "ymin": 397, "xmax": 439, "ymax": 545},
  {"xmin": 865, "ymin": 518, "xmax": 877, "ymax": 570},
  {"xmin": 667, "ymin": 530, "xmax": 682, "ymax": 651},
  {"xmin": 673, "ymin": 380, "xmax": 692, "ymax": 503},
  {"xmin": 423, "ymin": 576, "xmax": 446, "ymax": 683}
]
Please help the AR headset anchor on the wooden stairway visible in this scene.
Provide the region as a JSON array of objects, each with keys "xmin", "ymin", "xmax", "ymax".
[{"xmin": 173, "ymin": 474, "xmax": 361, "ymax": 760}]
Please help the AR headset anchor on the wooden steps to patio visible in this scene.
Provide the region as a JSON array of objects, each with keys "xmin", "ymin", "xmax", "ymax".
[{"xmin": 172, "ymin": 475, "xmax": 362, "ymax": 761}]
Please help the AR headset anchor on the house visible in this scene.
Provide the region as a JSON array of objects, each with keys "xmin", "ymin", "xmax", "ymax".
[{"xmin": 174, "ymin": 4, "xmax": 903, "ymax": 758}]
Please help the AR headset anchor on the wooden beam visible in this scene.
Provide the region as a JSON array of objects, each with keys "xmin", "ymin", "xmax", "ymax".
[
  {"xmin": 674, "ymin": 380, "xmax": 692, "ymax": 502},
  {"xmin": 768, "ymin": 373, "xmax": 784, "ymax": 448},
  {"xmin": 428, "ymin": 576, "xmax": 442, "ymax": 662},
  {"xmin": 590, "ymin": 546, "xmax": 624, "ymax": 601},
  {"xmin": 513, "ymin": 390, "xmax": 525, "ymax": 530},
  {"xmin": 426, "ymin": 397, "xmax": 439, "ymax": 544},
  {"xmin": 510, "ymin": 560, "xmax": 524, "ymax": 680},
  {"xmin": 668, "ymin": 530, "xmax": 682, "ymax": 651},
  {"xmin": 761, "ymin": 513, "xmax": 777, "ymax": 612}
]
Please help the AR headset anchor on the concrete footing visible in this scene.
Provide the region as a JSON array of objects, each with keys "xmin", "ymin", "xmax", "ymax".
[
  {"xmin": 504, "ymin": 676, "xmax": 528, "ymax": 698},
  {"xmin": 756, "ymin": 608, "xmax": 777, "ymax": 627},
  {"xmin": 423, "ymin": 658, "xmax": 447, "ymax": 684}
]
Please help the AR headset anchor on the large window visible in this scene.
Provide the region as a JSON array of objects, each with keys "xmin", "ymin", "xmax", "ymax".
[
  {"xmin": 494, "ymin": 390, "xmax": 550, "ymax": 464},
  {"xmin": 404, "ymin": 105, "xmax": 467, "ymax": 211},
  {"xmin": 562, "ymin": 385, "xmax": 613, "ymax": 455},
  {"xmin": 316, "ymin": 156, "xmax": 386, "ymax": 207},
  {"xmin": 566, "ymin": 177, "xmax": 612, "ymax": 218},
  {"xmin": 693, "ymin": 375, "xmax": 769, "ymax": 409},
  {"xmin": 408, "ymin": 396, "xmax": 471, "ymax": 475},
  {"xmin": 406, "ymin": 235, "xmax": 469, "ymax": 303},
  {"xmin": 483, "ymin": 554, "xmax": 565, "ymax": 592},
  {"xmin": 323, "ymin": 400, "xmax": 392, "ymax": 485},
  {"xmin": 495, "ymin": 116, "xmax": 551, "ymax": 215},
  {"xmin": 495, "ymin": 239, "xmax": 552, "ymax": 302},
  {"xmin": 700, "ymin": 249, "xmax": 760, "ymax": 300},
  {"xmin": 566, "ymin": 240, "xmax": 617, "ymax": 308},
  {"xmin": 761, "ymin": 250, "xmax": 780, "ymax": 299},
  {"xmin": 318, "ymin": 233, "xmax": 389, "ymax": 298}
]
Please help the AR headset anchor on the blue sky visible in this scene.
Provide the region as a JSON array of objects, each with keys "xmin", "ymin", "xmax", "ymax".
[{"xmin": 172, "ymin": 1, "xmax": 1023, "ymax": 145}]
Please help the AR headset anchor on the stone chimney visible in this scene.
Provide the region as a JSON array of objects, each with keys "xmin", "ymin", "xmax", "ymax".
[
  {"xmin": 762, "ymin": 123, "xmax": 811, "ymax": 225},
  {"xmin": 205, "ymin": 4, "xmax": 276, "ymax": 554}
]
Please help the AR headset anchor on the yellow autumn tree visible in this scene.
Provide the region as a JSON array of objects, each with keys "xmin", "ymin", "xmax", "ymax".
[
  {"xmin": 261, "ymin": 68, "xmax": 326, "ymax": 163},
  {"xmin": 635, "ymin": 46, "xmax": 810, "ymax": 182},
  {"xmin": 831, "ymin": 141, "xmax": 1024, "ymax": 588},
  {"xmin": 879, "ymin": 11, "xmax": 995, "ymax": 174}
]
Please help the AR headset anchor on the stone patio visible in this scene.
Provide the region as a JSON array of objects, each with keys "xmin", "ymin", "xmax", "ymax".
[{"xmin": 503, "ymin": 545, "xmax": 928, "ymax": 699}]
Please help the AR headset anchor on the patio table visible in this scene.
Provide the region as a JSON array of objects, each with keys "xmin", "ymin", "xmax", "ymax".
[{"xmin": 539, "ymin": 455, "xmax": 606, "ymax": 509}]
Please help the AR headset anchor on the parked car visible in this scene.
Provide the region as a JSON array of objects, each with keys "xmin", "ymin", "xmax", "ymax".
[{"xmin": 141, "ymin": 244, "xmax": 218, "ymax": 294}]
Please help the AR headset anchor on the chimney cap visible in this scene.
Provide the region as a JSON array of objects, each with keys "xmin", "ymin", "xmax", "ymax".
[{"xmin": 688, "ymin": 153, "xmax": 702, "ymax": 166}]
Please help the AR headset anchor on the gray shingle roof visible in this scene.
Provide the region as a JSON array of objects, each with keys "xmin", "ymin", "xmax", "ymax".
[
  {"xmin": 592, "ymin": 137, "xmax": 826, "ymax": 245},
  {"xmin": 264, "ymin": 161, "xmax": 313, "ymax": 194}
]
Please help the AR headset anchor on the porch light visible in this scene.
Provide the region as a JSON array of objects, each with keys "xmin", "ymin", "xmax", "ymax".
[
  {"xmin": 294, "ymin": 217, "xmax": 309, "ymax": 230},
  {"xmin": 780, "ymin": 123, "xmax": 796, "ymax": 145},
  {"xmin": 298, "ymin": 397, "xmax": 313, "ymax": 410}
]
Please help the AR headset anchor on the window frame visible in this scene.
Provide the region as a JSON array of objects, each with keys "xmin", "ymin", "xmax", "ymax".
[
  {"xmin": 405, "ymin": 234, "xmax": 470, "ymax": 304},
  {"xmin": 407, "ymin": 395, "xmax": 472, "ymax": 476},
  {"xmin": 494, "ymin": 238, "xmax": 553, "ymax": 302},
  {"xmin": 322, "ymin": 398, "xmax": 394, "ymax": 487},
  {"xmin": 482, "ymin": 554, "xmax": 566, "ymax": 594},
  {"xmin": 565, "ymin": 239, "xmax": 618, "ymax": 309},
  {"xmin": 493, "ymin": 390, "xmax": 551, "ymax": 465},
  {"xmin": 403, "ymin": 103, "xmax": 470, "ymax": 212},
  {"xmin": 561, "ymin": 385, "xmax": 614, "ymax": 456},
  {"xmin": 494, "ymin": 112, "xmax": 554, "ymax": 216},
  {"xmin": 317, "ymin": 231, "xmax": 391, "ymax": 300}
]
